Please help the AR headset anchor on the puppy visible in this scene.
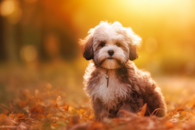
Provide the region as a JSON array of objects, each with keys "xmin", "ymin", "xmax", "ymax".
[{"xmin": 80, "ymin": 21, "xmax": 166, "ymax": 121}]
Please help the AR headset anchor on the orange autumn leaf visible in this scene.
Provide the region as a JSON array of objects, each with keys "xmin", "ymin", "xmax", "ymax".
[
  {"xmin": 9, "ymin": 114, "xmax": 15, "ymax": 119},
  {"xmin": 3, "ymin": 109, "xmax": 9, "ymax": 115},
  {"xmin": 46, "ymin": 114, "xmax": 52, "ymax": 118},
  {"xmin": 17, "ymin": 113, "xmax": 25, "ymax": 119},
  {"xmin": 35, "ymin": 89, "xmax": 39, "ymax": 98},
  {"xmin": 80, "ymin": 109, "xmax": 85, "ymax": 115},
  {"xmin": 164, "ymin": 121, "xmax": 174, "ymax": 128},
  {"xmin": 51, "ymin": 123, "xmax": 59, "ymax": 128},
  {"xmin": 31, "ymin": 106, "xmax": 43, "ymax": 113},
  {"xmin": 29, "ymin": 96, "xmax": 34, "ymax": 99},
  {"xmin": 91, "ymin": 121, "xmax": 104, "ymax": 129},
  {"xmin": 63, "ymin": 105, "xmax": 69, "ymax": 111},
  {"xmin": 18, "ymin": 101, "xmax": 26, "ymax": 107},
  {"xmin": 0, "ymin": 114, "xmax": 7, "ymax": 119},
  {"xmin": 38, "ymin": 114, "xmax": 45, "ymax": 118},
  {"xmin": 175, "ymin": 107, "xmax": 184, "ymax": 111},
  {"xmin": 68, "ymin": 106, "xmax": 78, "ymax": 114},
  {"xmin": 51, "ymin": 99, "xmax": 55, "ymax": 104},
  {"xmin": 89, "ymin": 114, "xmax": 94, "ymax": 119},
  {"xmin": 69, "ymin": 115, "xmax": 80, "ymax": 125},
  {"xmin": 137, "ymin": 103, "xmax": 147, "ymax": 116},
  {"xmin": 56, "ymin": 96, "xmax": 61, "ymax": 103},
  {"xmin": 56, "ymin": 96, "xmax": 62, "ymax": 108},
  {"xmin": 56, "ymin": 104, "xmax": 60, "ymax": 108},
  {"xmin": 46, "ymin": 83, "xmax": 52, "ymax": 89}
]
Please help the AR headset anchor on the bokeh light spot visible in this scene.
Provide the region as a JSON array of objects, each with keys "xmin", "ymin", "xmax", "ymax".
[
  {"xmin": 20, "ymin": 45, "xmax": 37, "ymax": 62},
  {"xmin": 0, "ymin": 0, "xmax": 15, "ymax": 16}
]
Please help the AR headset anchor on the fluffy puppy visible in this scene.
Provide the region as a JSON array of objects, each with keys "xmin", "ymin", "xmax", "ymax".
[{"xmin": 80, "ymin": 21, "xmax": 166, "ymax": 121}]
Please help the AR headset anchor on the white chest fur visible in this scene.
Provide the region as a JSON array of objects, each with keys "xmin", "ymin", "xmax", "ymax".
[{"xmin": 90, "ymin": 70, "xmax": 128, "ymax": 108}]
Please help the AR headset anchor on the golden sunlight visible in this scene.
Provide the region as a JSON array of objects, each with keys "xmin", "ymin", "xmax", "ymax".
[
  {"xmin": 115, "ymin": 0, "xmax": 193, "ymax": 19},
  {"xmin": 0, "ymin": 0, "xmax": 15, "ymax": 16}
]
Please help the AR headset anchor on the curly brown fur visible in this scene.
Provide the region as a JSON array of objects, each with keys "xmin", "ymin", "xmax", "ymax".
[
  {"xmin": 84, "ymin": 61, "xmax": 166, "ymax": 120},
  {"xmin": 80, "ymin": 21, "xmax": 166, "ymax": 121}
]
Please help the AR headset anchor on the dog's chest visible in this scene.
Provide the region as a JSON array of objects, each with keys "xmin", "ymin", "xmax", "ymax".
[{"xmin": 92, "ymin": 71, "xmax": 128, "ymax": 108}]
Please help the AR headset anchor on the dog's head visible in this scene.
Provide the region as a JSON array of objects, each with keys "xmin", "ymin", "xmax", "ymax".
[{"xmin": 80, "ymin": 21, "xmax": 141, "ymax": 69}]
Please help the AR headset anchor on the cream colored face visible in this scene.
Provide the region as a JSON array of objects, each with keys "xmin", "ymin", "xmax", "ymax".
[
  {"xmin": 81, "ymin": 21, "xmax": 141, "ymax": 68},
  {"xmin": 93, "ymin": 35, "xmax": 129, "ymax": 69},
  {"xmin": 92, "ymin": 23, "xmax": 130, "ymax": 69}
]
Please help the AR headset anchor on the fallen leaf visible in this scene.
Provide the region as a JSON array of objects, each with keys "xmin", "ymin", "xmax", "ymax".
[
  {"xmin": 17, "ymin": 113, "xmax": 25, "ymax": 119},
  {"xmin": 63, "ymin": 105, "xmax": 69, "ymax": 111},
  {"xmin": 137, "ymin": 103, "xmax": 147, "ymax": 116},
  {"xmin": 46, "ymin": 83, "xmax": 52, "ymax": 89},
  {"xmin": 164, "ymin": 121, "xmax": 174, "ymax": 128}
]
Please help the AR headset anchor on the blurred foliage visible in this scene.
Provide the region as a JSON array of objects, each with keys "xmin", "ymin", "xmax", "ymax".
[{"xmin": 0, "ymin": 0, "xmax": 195, "ymax": 75}]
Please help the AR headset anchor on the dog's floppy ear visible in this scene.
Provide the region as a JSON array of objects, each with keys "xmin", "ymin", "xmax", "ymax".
[
  {"xmin": 129, "ymin": 44, "xmax": 138, "ymax": 61},
  {"xmin": 126, "ymin": 28, "xmax": 141, "ymax": 61},
  {"xmin": 79, "ymin": 34, "xmax": 93, "ymax": 60}
]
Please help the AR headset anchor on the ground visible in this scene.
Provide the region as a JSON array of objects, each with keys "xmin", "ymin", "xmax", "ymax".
[{"xmin": 0, "ymin": 63, "xmax": 195, "ymax": 130}]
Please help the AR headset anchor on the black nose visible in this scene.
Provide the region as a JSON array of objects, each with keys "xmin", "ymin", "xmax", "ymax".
[{"xmin": 108, "ymin": 50, "xmax": 114, "ymax": 56}]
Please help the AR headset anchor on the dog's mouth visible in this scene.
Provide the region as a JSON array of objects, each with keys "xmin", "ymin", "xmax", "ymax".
[
  {"xmin": 97, "ymin": 57, "xmax": 123, "ymax": 69},
  {"xmin": 107, "ymin": 57, "xmax": 114, "ymax": 59},
  {"xmin": 99, "ymin": 57, "xmax": 123, "ymax": 66}
]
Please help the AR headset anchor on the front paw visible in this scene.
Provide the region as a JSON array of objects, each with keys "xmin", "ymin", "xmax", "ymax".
[
  {"xmin": 96, "ymin": 110, "xmax": 109, "ymax": 121},
  {"xmin": 116, "ymin": 109, "xmax": 136, "ymax": 118},
  {"xmin": 116, "ymin": 110, "xmax": 125, "ymax": 117}
]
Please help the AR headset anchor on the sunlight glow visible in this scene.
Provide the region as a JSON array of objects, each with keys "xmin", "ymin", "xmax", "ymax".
[
  {"xmin": 0, "ymin": 0, "xmax": 15, "ymax": 16},
  {"xmin": 114, "ymin": 0, "xmax": 184, "ymax": 18},
  {"xmin": 145, "ymin": 37, "xmax": 158, "ymax": 53}
]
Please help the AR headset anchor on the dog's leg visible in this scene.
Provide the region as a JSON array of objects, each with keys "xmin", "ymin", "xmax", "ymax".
[
  {"xmin": 92, "ymin": 98, "xmax": 109, "ymax": 121},
  {"xmin": 116, "ymin": 101, "xmax": 136, "ymax": 117},
  {"xmin": 145, "ymin": 87, "xmax": 166, "ymax": 117}
]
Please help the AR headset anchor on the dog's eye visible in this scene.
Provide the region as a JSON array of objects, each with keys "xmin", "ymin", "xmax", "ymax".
[
  {"xmin": 100, "ymin": 42, "xmax": 106, "ymax": 47},
  {"xmin": 116, "ymin": 43, "xmax": 121, "ymax": 47}
]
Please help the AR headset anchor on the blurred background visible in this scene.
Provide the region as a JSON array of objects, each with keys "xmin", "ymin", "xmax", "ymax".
[{"xmin": 0, "ymin": 0, "xmax": 195, "ymax": 108}]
